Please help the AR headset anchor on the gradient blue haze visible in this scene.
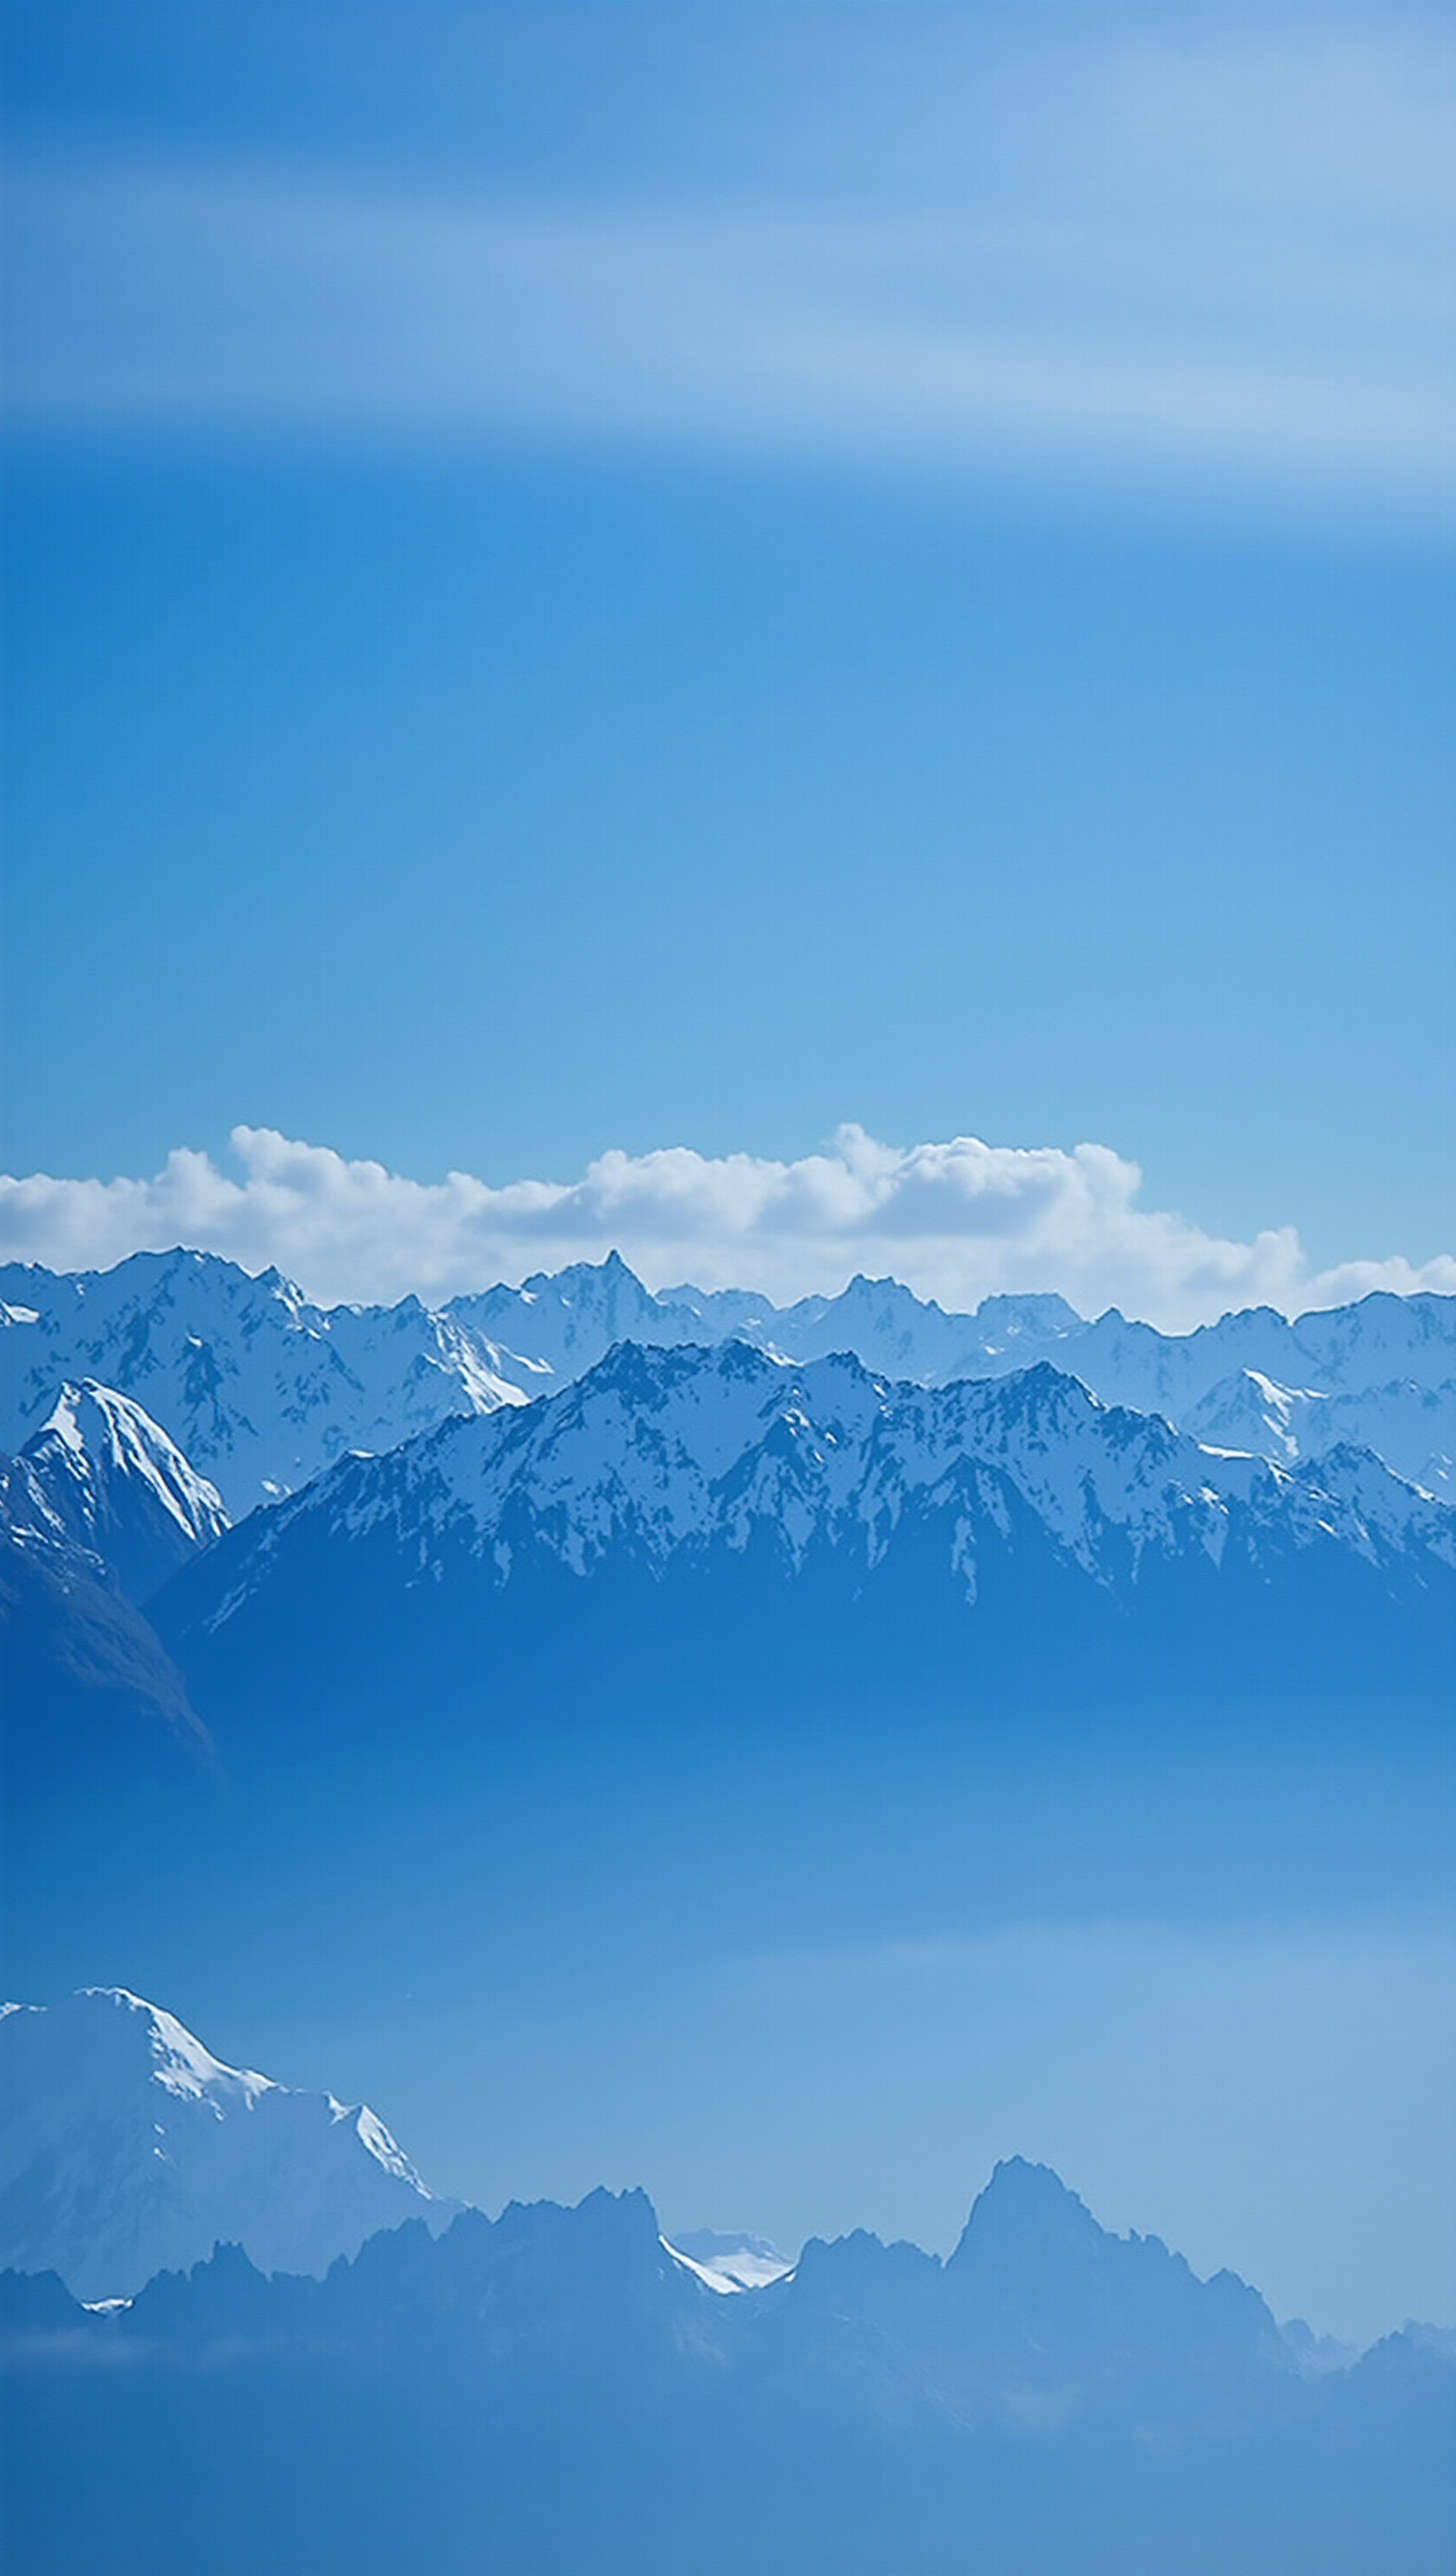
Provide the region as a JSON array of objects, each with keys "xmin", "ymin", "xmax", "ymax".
[{"xmin": 1, "ymin": 2, "xmax": 1452, "ymax": 2348}]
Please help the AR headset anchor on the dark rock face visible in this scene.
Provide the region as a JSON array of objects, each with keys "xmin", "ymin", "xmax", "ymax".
[
  {"xmin": 0, "ymin": 1381, "xmax": 225, "ymax": 1782},
  {"xmin": 0, "ymin": 1513, "xmax": 213, "ymax": 1790}
]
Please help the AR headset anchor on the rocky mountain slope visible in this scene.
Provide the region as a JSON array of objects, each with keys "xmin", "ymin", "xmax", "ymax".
[{"xmin": 0, "ymin": 1390, "xmax": 220, "ymax": 1781}]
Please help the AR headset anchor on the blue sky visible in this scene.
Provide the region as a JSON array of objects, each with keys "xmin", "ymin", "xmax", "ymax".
[
  {"xmin": 2, "ymin": 0, "xmax": 1453, "ymax": 1296},
  {"xmin": 2, "ymin": 3, "xmax": 1454, "ymax": 2340}
]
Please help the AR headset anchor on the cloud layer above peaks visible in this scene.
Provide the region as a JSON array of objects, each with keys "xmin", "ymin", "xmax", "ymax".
[{"xmin": 3, "ymin": 1129, "xmax": 1452, "ymax": 1328}]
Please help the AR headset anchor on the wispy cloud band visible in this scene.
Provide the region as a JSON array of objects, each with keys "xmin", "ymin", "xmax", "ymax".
[
  {"xmin": 5, "ymin": 12, "xmax": 1453, "ymax": 513},
  {"xmin": 2, "ymin": 1127, "xmax": 1451, "ymax": 1326}
]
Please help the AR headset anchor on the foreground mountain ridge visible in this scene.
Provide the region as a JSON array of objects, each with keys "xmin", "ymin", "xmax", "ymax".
[
  {"xmin": 4, "ymin": 1249, "xmax": 1452, "ymax": 1512},
  {"xmin": 233, "ymin": 1335, "xmax": 1448, "ymax": 1587}
]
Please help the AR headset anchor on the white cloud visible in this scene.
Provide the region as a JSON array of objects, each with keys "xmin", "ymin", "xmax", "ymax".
[{"xmin": 2, "ymin": 1125, "xmax": 1451, "ymax": 1329}]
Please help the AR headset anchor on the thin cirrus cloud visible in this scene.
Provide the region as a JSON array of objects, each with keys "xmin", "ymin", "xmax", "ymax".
[
  {"xmin": 4, "ymin": 10, "xmax": 1452, "ymax": 514},
  {"xmin": 2, "ymin": 1127, "xmax": 1452, "ymax": 1326}
]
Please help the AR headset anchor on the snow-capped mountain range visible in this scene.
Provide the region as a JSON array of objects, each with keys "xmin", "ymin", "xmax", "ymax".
[
  {"xmin": 3, "ymin": 1250, "xmax": 1452, "ymax": 1514},
  {"xmin": 0, "ymin": 1988, "xmax": 455, "ymax": 2301},
  {"xmin": 1, "ymin": 1251, "xmax": 531, "ymax": 1514},
  {"xmin": 176, "ymin": 1337, "xmax": 1454, "ymax": 1614},
  {"xmin": 4, "ymin": 1252, "xmax": 1452, "ymax": 1768}
]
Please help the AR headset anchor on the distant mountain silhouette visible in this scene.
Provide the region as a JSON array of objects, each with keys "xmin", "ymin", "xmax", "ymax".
[{"xmin": 4, "ymin": 2163, "xmax": 1452, "ymax": 2574}]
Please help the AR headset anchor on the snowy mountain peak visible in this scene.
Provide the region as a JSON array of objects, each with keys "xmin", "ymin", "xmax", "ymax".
[
  {"xmin": 60, "ymin": 1985, "xmax": 275, "ymax": 2108},
  {"xmin": 36, "ymin": 1381, "xmax": 229, "ymax": 1538},
  {"xmin": 1182, "ymin": 1364, "xmax": 1453, "ymax": 1499},
  {"xmin": 4, "ymin": 1381, "xmax": 229, "ymax": 1605},
  {"xmin": 664, "ymin": 2228, "xmax": 795, "ymax": 2292},
  {"xmin": 0, "ymin": 1988, "xmax": 453, "ymax": 2302}
]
